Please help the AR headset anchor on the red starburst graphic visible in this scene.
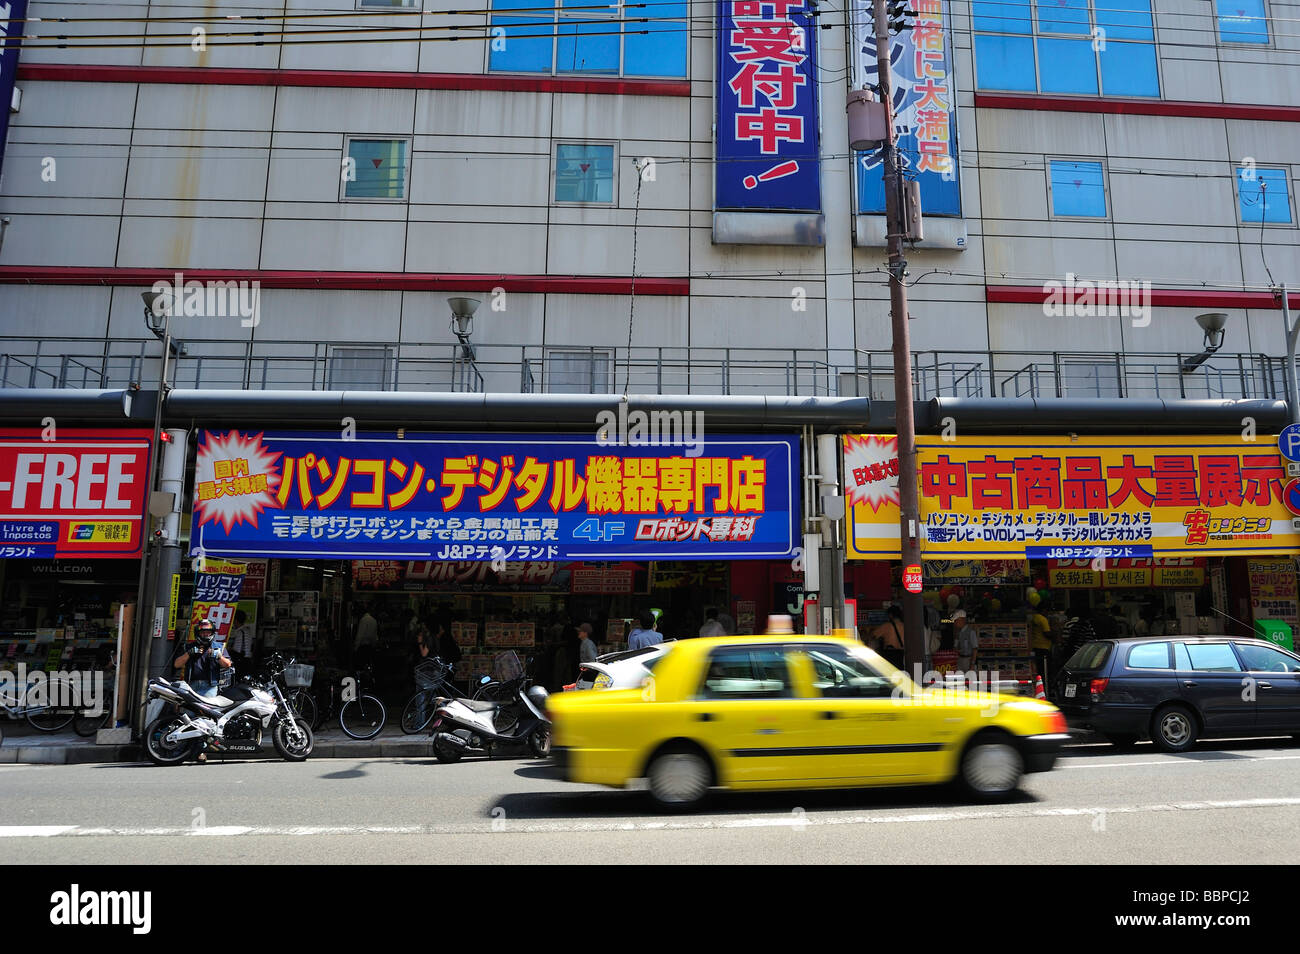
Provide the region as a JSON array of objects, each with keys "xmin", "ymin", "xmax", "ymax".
[
  {"xmin": 844, "ymin": 434, "xmax": 901, "ymax": 512},
  {"xmin": 193, "ymin": 431, "xmax": 283, "ymax": 533}
]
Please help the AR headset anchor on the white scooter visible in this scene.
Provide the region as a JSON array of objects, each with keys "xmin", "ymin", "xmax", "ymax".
[{"xmin": 430, "ymin": 682, "xmax": 551, "ymax": 763}]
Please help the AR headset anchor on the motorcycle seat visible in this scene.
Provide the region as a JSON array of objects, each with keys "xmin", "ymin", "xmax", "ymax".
[{"xmin": 461, "ymin": 699, "xmax": 500, "ymax": 713}]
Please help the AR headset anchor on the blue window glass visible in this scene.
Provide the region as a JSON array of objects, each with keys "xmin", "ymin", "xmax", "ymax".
[
  {"xmin": 1096, "ymin": 0, "xmax": 1154, "ymax": 40},
  {"xmin": 974, "ymin": 34, "xmax": 1036, "ymax": 90},
  {"xmin": 1217, "ymin": 0, "xmax": 1269, "ymax": 43},
  {"xmin": 557, "ymin": 19, "xmax": 620, "ymax": 73},
  {"xmin": 1037, "ymin": 0, "xmax": 1090, "ymax": 34},
  {"xmin": 1037, "ymin": 38, "xmax": 1099, "ymax": 94},
  {"xmin": 625, "ymin": 21, "xmax": 688, "ymax": 77},
  {"xmin": 344, "ymin": 139, "xmax": 408, "ymax": 199},
  {"xmin": 1050, "ymin": 160, "xmax": 1106, "ymax": 217},
  {"xmin": 556, "ymin": 144, "xmax": 615, "ymax": 203},
  {"xmin": 1098, "ymin": 42, "xmax": 1159, "ymax": 96},
  {"xmin": 489, "ymin": 17, "xmax": 554, "ymax": 72},
  {"xmin": 972, "ymin": 0, "xmax": 1032, "ymax": 33},
  {"xmin": 1238, "ymin": 167, "xmax": 1292, "ymax": 224}
]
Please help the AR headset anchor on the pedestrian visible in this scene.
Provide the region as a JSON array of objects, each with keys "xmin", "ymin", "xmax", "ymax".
[
  {"xmin": 953, "ymin": 609, "xmax": 979, "ymax": 673},
  {"xmin": 434, "ymin": 614, "xmax": 461, "ymax": 667},
  {"xmin": 870, "ymin": 604, "xmax": 906, "ymax": 670},
  {"xmin": 227, "ymin": 609, "xmax": 256, "ymax": 674},
  {"xmin": 1029, "ymin": 601, "xmax": 1055, "ymax": 683},
  {"xmin": 716, "ymin": 609, "xmax": 736, "ymax": 635},
  {"xmin": 353, "ymin": 602, "xmax": 379, "ymax": 670},
  {"xmin": 627, "ymin": 611, "xmax": 662, "ymax": 650},
  {"xmin": 172, "ymin": 619, "xmax": 231, "ymax": 763},
  {"xmin": 699, "ymin": 607, "xmax": 726, "ymax": 637},
  {"xmin": 577, "ymin": 623, "xmax": 598, "ymax": 664}
]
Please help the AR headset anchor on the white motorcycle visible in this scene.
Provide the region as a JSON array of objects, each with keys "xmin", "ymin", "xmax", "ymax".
[
  {"xmin": 430, "ymin": 681, "xmax": 551, "ymax": 763},
  {"xmin": 143, "ymin": 653, "xmax": 314, "ymax": 765}
]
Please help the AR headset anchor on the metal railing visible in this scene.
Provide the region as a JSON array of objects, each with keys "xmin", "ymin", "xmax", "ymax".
[{"xmin": 0, "ymin": 336, "xmax": 1288, "ymax": 402}]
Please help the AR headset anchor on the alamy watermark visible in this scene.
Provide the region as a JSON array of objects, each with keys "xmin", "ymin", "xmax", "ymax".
[
  {"xmin": 148, "ymin": 272, "xmax": 261, "ymax": 328},
  {"xmin": 1043, "ymin": 273, "xmax": 1152, "ymax": 327},
  {"xmin": 595, "ymin": 406, "xmax": 705, "ymax": 458},
  {"xmin": 0, "ymin": 665, "xmax": 106, "ymax": 714}
]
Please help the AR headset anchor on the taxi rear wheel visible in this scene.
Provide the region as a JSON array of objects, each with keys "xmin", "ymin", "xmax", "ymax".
[
  {"xmin": 647, "ymin": 749, "xmax": 713, "ymax": 811},
  {"xmin": 958, "ymin": 734, "xmax": 1025, "ymax": 801}
]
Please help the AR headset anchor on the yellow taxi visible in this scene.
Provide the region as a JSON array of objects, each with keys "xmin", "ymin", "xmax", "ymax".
[{"xmin": 546, "ymin": 635, "xmax": 1069, "ymax": 809}]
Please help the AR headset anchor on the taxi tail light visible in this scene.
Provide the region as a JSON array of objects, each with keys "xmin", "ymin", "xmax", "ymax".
[
  {"xmin": 1046, "ymin": 711, "xmax": 1068, "ymax": 734},
  {"xmin": 1089, "ymin": 678, "xmax": 1109, "ymax": 700}
]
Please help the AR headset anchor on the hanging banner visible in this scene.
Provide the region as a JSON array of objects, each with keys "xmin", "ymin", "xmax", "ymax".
[
  {"xmin": 0, "ymin": 0, "xmax": 29, "ymax": 188},
  {"xmin": 189, "ymin": 558, "xmax": 248, "ymax": 638},
  {"xmin": 191, "ymin": 431, "xmax": 800, "ymax": 561},
  {"xmin": 921, "ymin": 559, "xmax": 1029, "ymax": 583},
  {"xmin": 0, "ymin": 428, "xmax": 152, "ymax": 559},
  {"xmin": 853, "ymin": 0, "xmax": 962, "ymax": 217},
  {"xmin": 846, "ymin": 434, "xmax": 1300, "ymax": 559},
  {"xmin": 715, "ymin": 0, "xmax": 822, "ymax": 211}
]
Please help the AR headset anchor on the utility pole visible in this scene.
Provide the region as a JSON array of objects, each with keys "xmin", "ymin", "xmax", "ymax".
[
  {"xmin": 1279, "ymin": 284, "xmax": 1300, "ymax": 426},
  {"xmin": 871, "ymin": 0, "xmax": 925, "ymax": 673}
]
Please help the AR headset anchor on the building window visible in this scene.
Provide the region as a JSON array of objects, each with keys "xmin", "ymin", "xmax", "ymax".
[
  {"xmin": 1237, "ymin": 166, "xmax": 1292, "ymax": 224},
  {"xmin": 327, "ymin": 347, "xmax": 393, "ymax": 390},
  {"xmin": 1048, "ymin": 159, "xmax": 1108, "ymax": 218},
  {"xmin": 545, "ymin": 348, "xmax": 613, "ymax": 393},
  {"xmin": 342, "ymin": 137, "xmax": 410, "ymax": 201},
  {"xmin": 1216, "ymin": 0, "xmax": 1269, "ymax": 43},
  {"xmin": 554, "ymin": 143, "xmax": 616, "ymax": 204},
  {"xmin": 488, "ymin": 0, "xmax": 687, "ymax": 78},
  {"xmin": 972, "ymin": 0, "xmax": 1159, "ymax": 97},
  {"xmin": 357, "ymin": 0, "xmax": 416, "ymax": 7}
]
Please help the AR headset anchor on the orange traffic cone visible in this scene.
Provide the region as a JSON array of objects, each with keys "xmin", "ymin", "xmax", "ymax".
[{"xmin": 1034, "ymin": 676, "xmax": 1046, "ymax": 700}]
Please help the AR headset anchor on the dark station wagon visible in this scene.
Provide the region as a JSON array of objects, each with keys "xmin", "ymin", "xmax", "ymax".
[{"xmin": 1054, "ymin": 636, "xmax": 1300, "ymax": 752}]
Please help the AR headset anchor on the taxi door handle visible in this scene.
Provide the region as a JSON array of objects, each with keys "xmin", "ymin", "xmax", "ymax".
[
  {"xmin": 817, "ymin": 711, "xmax": 839, "ymax": 720},
  {"xmin": 694, "ymin": 712, "xmax": 717, "ymax": 722}
]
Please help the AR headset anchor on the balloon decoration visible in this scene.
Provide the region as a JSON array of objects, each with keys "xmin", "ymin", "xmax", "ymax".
[{"xmin": 1034, "ymin": 577, "xmax": 1048, "ymax": 590}]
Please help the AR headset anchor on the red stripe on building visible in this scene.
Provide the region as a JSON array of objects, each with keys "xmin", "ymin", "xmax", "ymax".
[
  {"xmin": 0, "ymin": 267, "xmax": 689, "ymax": 296},
  {"xmin": 15, "ymin": 63, "xmax": 692, "ymax": 97},
  {"xmin": 974, "ymin": 92, "xmax": 1300, "ymax": 124},
  {"xmin": 987, "ymin": 285, "xmax": 1298, "ymax": 309}
]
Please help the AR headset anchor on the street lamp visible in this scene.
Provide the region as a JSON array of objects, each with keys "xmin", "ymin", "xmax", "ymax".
[
  {"xmin": 448, "ymin": 297, "xmax": 482, "ymax": 392},
  {"xmin": 1277, "ymin": 285, "xmax": 1300, "ymax": 426},
  {"xmin": 1180, "ymin": 312, "xmax": 1228, "ymax": 373}
]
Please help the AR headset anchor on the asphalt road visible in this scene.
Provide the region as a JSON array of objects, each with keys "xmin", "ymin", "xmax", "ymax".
[{"xmin": 3, "ymin": 738, "xmax": 1299, "ymax": 864}]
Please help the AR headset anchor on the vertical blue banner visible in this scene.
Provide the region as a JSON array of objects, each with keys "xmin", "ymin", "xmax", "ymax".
[
  {"xmin": 715, "ymin": 0, "xmax": 822, "ymax": 212},
  {"xmin": 0, "ymin": 0, "xmax": 28, "ymax": 187},
  {"xmin": 854, "ymin": 0, "xmax": 962, "ymax": 217}
]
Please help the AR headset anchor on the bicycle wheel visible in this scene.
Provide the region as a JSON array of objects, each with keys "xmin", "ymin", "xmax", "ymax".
[
  {"xmin": 473, "ymin": 681, "xmax": 501, "ymax": 701},
  {"xmin": 286, "ymin": 689, "xmax": 318, "ymax": 730},
  {"xmin": 27, "ymin": 706, "xmax": 75, "ymax": 732},
  {"xmin": 339, "ymin": 695, "xmax": 387, "ymax": 740},
  {"xmin": 73, "ymin": 707, "xmax": 111, "ymax": 737},
  {"xmin": 400, "ymin": 690, "xmax": 437, "ymax": 734}
]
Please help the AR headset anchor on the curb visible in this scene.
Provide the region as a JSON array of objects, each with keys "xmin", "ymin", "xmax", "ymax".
[{"xmin": 0, "ymin": 738, "xmax": 440, "ymax": 765}]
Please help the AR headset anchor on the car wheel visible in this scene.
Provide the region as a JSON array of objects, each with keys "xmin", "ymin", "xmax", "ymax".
[
  {"xmin": 958, "ymin": 735, "xmax": 1025, "ymax": 801},
  {"xmin": 1151, "ymin": 704, "xmax": 1198, "ymax": 753},
  {"xmin": 647, "ymin": 749, "xmax": 712, "ymax": 811},
  {"xmin": 1103, "ymin": 733, "xmax": 1140, "ymax": 750}
]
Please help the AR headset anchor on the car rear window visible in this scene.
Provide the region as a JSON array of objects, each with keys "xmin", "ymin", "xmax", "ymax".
[
  {"xmin": 1126, "ymin": 642, "xmax": 1172, "ymax": 669},
  {"xmin": 1064, "ymin": 642, "xmax": 1112, "ymax": 672},
  {"xmin": 700, "ymin": 646, "xmax": 791, "ymax": 699}
]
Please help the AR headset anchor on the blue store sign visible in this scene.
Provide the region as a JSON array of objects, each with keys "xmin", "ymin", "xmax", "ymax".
[{"xmin": 190, "ymin": 430, "xmax": 800, "ymax": 562}]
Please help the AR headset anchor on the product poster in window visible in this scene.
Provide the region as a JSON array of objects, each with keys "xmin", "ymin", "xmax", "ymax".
[
  {"xmin": 852, "ymin": 0, "xmax": 962, "ymax": 217},
  {"xmin": 715, "ymin": 0, "xmax": 823, "ymax": 212},
  {"xmin": 190, "ymin": 430, "xmax": 799, "ymax": 561}
]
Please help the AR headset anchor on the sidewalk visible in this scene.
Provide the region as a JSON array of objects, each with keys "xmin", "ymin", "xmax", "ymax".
[{"xmin": 0, "ymin": 723, "xmax": 446, "ymax": 765}]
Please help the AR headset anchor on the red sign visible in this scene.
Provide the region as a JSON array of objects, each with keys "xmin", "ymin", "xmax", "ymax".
[
  {"xmin": 1284, "ymin": 477, "xmax": 1300, "ymax": 517},
  {"xmin": 903, "ymin": 564, "xmax": 923, "ymax": 593},
  {"xmin": 0, "ymin": 429, "xmax": 152, "ymax": 559}
]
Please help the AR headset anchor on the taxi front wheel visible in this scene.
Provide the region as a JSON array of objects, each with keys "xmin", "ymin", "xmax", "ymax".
[
  {"xmin": 958, "ymin": 734, "xmax": 1025, "ymax": 801},
  {"xmin": 647, "ymin": 749, "xmax": 713, "ymax": 811}
]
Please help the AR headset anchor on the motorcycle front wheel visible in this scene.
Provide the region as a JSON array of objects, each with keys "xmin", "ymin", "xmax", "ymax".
[
  {"xmin": 143, "ymin": 716, "xmax": 200, "ymax": 766},
  {"xmin": 272, "ymin": 717, "xmax": 314, "ymax": 761}
]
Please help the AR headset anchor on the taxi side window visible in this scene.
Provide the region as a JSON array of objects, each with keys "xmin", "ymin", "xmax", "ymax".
[
  {"xmin": 700, "ymin": 647, "xmax": 792, "ymax": 699},
  {"xmin": 803, "ymin": 645, "xmax": 895, "ymax": 699}
]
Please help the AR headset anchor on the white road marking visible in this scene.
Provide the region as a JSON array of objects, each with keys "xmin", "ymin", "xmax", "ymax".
[
  {"xmin": 1, "ymin": 797, "xmax": 1298, "ymax": 838},
  {"xmin": 1063, "ymin": 754, "xmax": 1300, "ymax": 769}
]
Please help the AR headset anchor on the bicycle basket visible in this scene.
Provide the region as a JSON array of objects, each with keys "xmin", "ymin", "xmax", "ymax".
[
  {"xmin": 284, "ymin": 663, "xmax": 315, "ymax": 688},
  {"xmin": 414, "ymin": 659, "xmax": 446, "ymax": 690}
]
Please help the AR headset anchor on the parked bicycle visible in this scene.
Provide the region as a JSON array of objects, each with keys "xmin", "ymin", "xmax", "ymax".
[
  {"xmin": 400, "ymin": 658, "xmax": 465, "ymax": 734},
  {"xmin": 286, "ymin": 663, "xmax": 387, "ymax": 740},
  {"xmin": 0, "ymin": 670, "xmax": 79, "ymax": 733}
]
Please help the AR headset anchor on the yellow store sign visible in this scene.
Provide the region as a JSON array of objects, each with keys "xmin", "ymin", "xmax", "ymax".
[{"xmin": 845, "ymin": 434, "xmax": 1300, "ymax": 560}]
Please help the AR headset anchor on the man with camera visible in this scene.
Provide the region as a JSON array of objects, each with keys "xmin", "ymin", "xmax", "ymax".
[{"xmin": 172, "ymin": 619, "xmax": 233, "ymax": 763}]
